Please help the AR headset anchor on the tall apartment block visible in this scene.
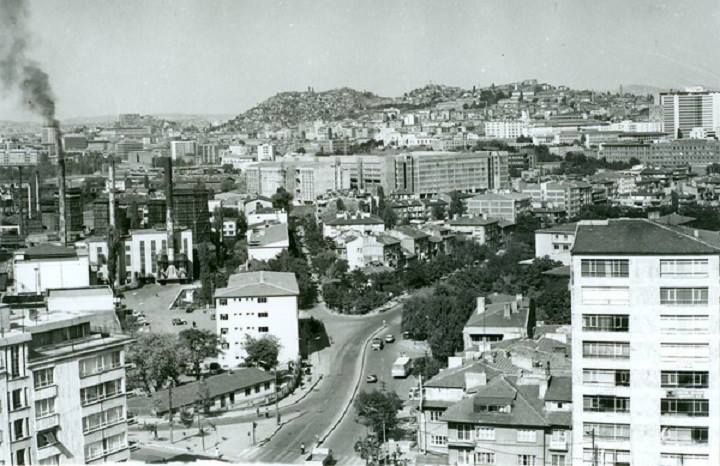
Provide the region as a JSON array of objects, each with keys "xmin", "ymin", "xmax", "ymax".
[
  {"xmin": 0, "ymin": 305, "xmax": 132, "ymax": 465},
  {"xmin": 660, "ymin": 88, "xmax": 720, "ymax": 138},
  {"xmin": 571, "ymin": 219, "xmax": 719, "ymax": 466}
]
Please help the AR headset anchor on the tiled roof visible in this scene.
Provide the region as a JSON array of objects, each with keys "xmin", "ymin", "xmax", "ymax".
[
  {"xmin": 449, "ymin": 217, "xmax": 499, "ymax": 227},
  {"xmin": 392, "ymin": 225, "xmax": 430, "ymax": 239},
  {"xmin": 215, "ymin": 271, "xmax": 299, "ymax": 298},
  {"xmin": 152, "ymin": 367, "xmax": 274, "ymax": 412},
  {"xmin": 248, "ymin": 223, "xmax": 289, "ymax": 247},
  {"xmin": 572, "ymin": 219, "xmax": 720, "ymax": 255},
  {"xmin": 544, "ymin": 376, "xmax": 572, "ymax": 402},
  {"xmin": 325, "ymin": 215, "xmax": 384, "ymax": 226},
  {"xmin": 465, "ymin": 294, "xmax": 529, "ymax": 329}
]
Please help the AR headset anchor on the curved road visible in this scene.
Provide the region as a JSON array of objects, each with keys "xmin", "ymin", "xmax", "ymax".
[{"xmin": 242, "ymin": 303, "xmax": 403, "ymax": 464}]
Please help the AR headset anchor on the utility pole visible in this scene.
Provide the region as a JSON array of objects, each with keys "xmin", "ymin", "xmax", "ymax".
[
  {"xmin": 274, "ymin": 364, "xmax": 280, "ymax": 425},
  {"xmin": 169, "ymin": 381, "xmax": 174, "ymax": 443}
]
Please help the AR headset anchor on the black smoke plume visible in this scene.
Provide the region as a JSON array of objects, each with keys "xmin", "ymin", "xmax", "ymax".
[{"xmin": 0, "ymin": 0, "xmax": 59, "ymax": 126}]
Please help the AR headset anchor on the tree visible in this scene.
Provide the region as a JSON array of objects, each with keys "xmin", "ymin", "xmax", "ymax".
[
  {"xmin": 354, "ymin": 435, "xmax": 380, "ymax": 464},
  {"xmin": 197, "ymin": 379, "xmax": 213, "ymax": 414},
  {"xmin": 312, "ymin": 250, "xmax": 338, "ymax": 277},
  {"xmin": 448, "ymin": 191, "xmax": 466, "ymax": 219},
  {"xmin": 243, "ymin": 335, "xmax": 281, "ymax": 368},
  {"xmin": 221, "ymin": 163, "xmax": 234, "ymax": 174},
  {"xmin": 179, "ymin": 328, "xmax": 222, "ymax": 380},
  {"xmin": 126, "ymin": 333, "xmax": 187, "ymax": 393},
  {"xmin": 236, "ymin": 212, "xmax": 248, "ymax": 238},
  {"xmin": 271, "ymin": 187, "xmax": 293, "ymax": 212},
  {"xmin": 382, "ymin": 207, "xmax": 398, "ymax": 229},
  {"xmin": 431, "ymin": 204, "xmax": 446, "ymax": 220},
  {"xmin": 220, "ymin": 178, "xmax": 235, "ymax": 192},
  {"xmin": 179, "ymin": 408, "xmax": 194, "ymax": 428},
  {"xmin": 335, "ymin": 198, "xmax": 345, "ymax": 212},
  {"xmin": 354, "ymin": 390, "xmax": 403, "ymax": 440}
]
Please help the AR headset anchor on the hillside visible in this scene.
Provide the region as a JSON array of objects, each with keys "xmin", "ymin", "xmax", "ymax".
[{"xmin": 222, "ymin": 87, "xmax": 391, "ymax": 130}]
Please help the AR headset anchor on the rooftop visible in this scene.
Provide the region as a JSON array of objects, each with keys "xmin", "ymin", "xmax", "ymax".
[
  {"xmin": 325, "ymin": 215, "xmax": 384, "ymax": 226},
  {"xmin": 215, "ymin": 271, "xmax": 299, "ymax": 298},
  {"xmin": 449, "ymin": 216, "xmax": 499, "ymax": 227},
  {"xmin": 248, "ymin": 223, "xmax": 289, "ymax": 248},
  {"xmin": 572, "ymin": 219, "xmax": 720, "ymax": 255},
  {"xmin": 465, "ymin": 294, "xmax": 530, "ymax": 329},
  {"xmin": 536, "ymin": 222, "xmax": 578, "ymax": 234}
]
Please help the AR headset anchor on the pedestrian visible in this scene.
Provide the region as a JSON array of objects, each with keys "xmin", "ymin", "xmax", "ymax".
[
  {"xmin": 215, "ymin": 446, "xmax": 221, "ymax": 458},
  {"xmin": 256, "ymin": 407, "xmax": 260, "ymax": 417},
  {"xmin": 300, "ymin": 443, "xmax": 306, "ymax": 455}
]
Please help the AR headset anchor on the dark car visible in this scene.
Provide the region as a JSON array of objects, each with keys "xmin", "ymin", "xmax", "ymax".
[
  {"xmin": 371, "ymin": 338, "xmax": 384, "ymax": 350},
  {"xmin": 366, "ymin": 374, "xmax": 378, "ymax": 383}
]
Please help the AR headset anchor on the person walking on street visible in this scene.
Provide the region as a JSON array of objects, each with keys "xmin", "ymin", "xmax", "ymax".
[{"xmin": 300, "ymin": 443, "xmax": 306, "ymax": 455}]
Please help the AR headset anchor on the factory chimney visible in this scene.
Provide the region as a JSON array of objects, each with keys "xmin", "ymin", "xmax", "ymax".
[
  {"xmin": 53, "ymin": 129, "xmax": 67, "ymax": 245},
  {"xmin": 108, "ymin": 159, "xmax": 116, "ymax": 228},
  {"xmin": 164, "ymin": 157, "xmax": 175, "ymax": 263}
]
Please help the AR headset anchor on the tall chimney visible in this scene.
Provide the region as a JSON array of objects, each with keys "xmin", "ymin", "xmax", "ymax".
[
  {"xmin": 54, "ymin": 128, "xmax": 67, "ymax": 245},
  {"xmin": 108, "ymin": 159, "xmax": 116, "ymax": 228},
  {"xmin": 164, "ymin": 157, "xmax": 175, "ymax": 262},
  {"xmin": 34, "ymin": 170, "xmax": 40, "ymax": 218}
]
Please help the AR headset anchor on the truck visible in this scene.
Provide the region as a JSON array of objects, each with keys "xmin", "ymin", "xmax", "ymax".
[
  {"xmin": 391, "ymin": 355, "xmax": 413, "ymax": 378},
  {"xmin": 304, "ymin": 447, "xmax": 333, "ymax": 466}
]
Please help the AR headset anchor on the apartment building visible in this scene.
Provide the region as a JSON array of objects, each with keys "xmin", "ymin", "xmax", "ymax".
[
  {"xmin": 599, "ymin": 140, "xmax": 720, "ymax": 167},
  {"xmin": 247, "ymin": 222, "xmax": 289, "ymax": 262},
  {"xmin": 345, "ymin": 234, "xmax": 402, "ymax": 271},
  {"xmin": 522, "ymin": 181, "xmax": 592, "ymax": 218},
  {"xmin": 447, "ymin": 217, "xmax": 501, "ymax": 247},
  {"xmin": 466, "ymin": 192, "xmax": 532, "ymax": 224},
  {"xmin": 123, "ymin": 228, "xmax": 193, "ymax": 283},
  {"xmin": 170, "ymin": 140, "xmax": 197, "ymax": 160},
  {"xmin": 393, "ymin": 151, "xmax": 510, "ymax": 197},
  {"xmin": 215, "ymin": 271, "xmax": 300, "ymax": 367},
  {"xmin": 322, "ymin": 214, "xmax": 385, "ymax": 239},
  {"xmin": 0, "ymin": 305, "xmax": 132, "ymax": 465},
  {"xmin": 245, "ymin": 163, "xmax": 286, "ymax": 197},
  {"xmin": 571, "ymin": 219, "xmax": 720, "ymax": 466},
  {"xmin": 484, "ymin": 120, "xmax": 527, "ymax": 139},
  {"xmin": 660, "ymin": 89, "xmax": 720, "ymax": 138},
  {"xmin": 13, "ymin": 245, "xmax": 90, "ymax": 294},
  {"xmin": 535, "ymin": 223, "xmax": 578, "ymax": 265}
]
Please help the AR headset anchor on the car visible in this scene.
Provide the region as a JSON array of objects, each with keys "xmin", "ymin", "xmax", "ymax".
[
  {"xmin": 384, "ymin": 334, "xmax": 395, "ymax": 344},
  {"xmin": 371, "ymin": 338, "xmax": 384, "ymax": 350},
  {"xmin": 185, "ymin": 307, "xmax": 195, "ymax": 313},
  {"xmin": 172, "ymin": 318, "xmax": 188, "ymax": 326},
  {"xmin": 366, "ymin": 374, "xmax": 378, "ymax": 383},
  {"xmin": 402, "ymin": 331, "xmax": 412, "ymax": 340}
]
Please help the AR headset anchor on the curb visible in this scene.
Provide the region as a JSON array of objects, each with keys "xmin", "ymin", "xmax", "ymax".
[
  {"xmin": 258, "ymin": 410, "xmax": 307, "ymax": 446},
  {"xmin": 317, "ymin": 322, "xmax": 387, "ymax": 446}
]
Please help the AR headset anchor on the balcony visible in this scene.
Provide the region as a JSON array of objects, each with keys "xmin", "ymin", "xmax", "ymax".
[
  {"xmin": 36, "ymin": 413, "xmax": 60, "ymax": 431},
  {"xmin": 34, "ymin": 384, "xmax": 58, "ymax": 400},
  {"xmin": 549, "ymin": 438, "xmax": 568, "ymax": 450}
]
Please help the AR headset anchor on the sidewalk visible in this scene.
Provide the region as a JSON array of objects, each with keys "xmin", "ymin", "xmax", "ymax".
[{"xmin": 131, "ymin": 410, "xmax": 306, "ymax": 461}]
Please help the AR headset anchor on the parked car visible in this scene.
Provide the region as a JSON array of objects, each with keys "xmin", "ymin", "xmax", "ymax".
[
  {"xmin": 366, "ymin": 374, "xmax": 378, "ymax": 383},
  {"xmin": 371, "ymin": 338, "xmax": 384, "ymax": 350},
  {"xmin": 185, "ymin": 307, "xmax": 195, "ymax": 313},
  {"xmin": 172, "ymin": 318, "xmax": 188, "ymax": 326},
  {"xmin": 402, "ymin": 331, "xmax": 412, "ymax": 340},
  {"xmin": 384, "ymin": 334, "xmax": 395, "ymax": 344}
]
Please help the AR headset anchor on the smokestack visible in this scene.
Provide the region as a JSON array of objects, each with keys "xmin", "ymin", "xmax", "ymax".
[
  {"xmin": 164, "ymin": 157, "xmax": 175, "ymax": 262},
  {"xmin": 108, "ymin": 159, "xmax": 116, "ymax": 228},
  {"xmin": 55, "ymin": 128, "xmax": 66, "ymax": 245},
  {"xmin": 35, "ymin": 170, "xmax": 40, "ymax": 217}
]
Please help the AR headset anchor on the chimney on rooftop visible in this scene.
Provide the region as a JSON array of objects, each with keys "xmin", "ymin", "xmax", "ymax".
[{"xmin": 476, "ymin": 296, "xmax": 486, "ymax": 315}]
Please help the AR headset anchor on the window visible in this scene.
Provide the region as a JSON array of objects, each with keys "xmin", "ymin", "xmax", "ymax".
[
  {"xmin": 660, "ymin": 259, "xmax": 708, "ymax": 278},
  {"xmin": 660, "ymin": 453, "xmax": 708, "ymax": 466},
  {"xmin": 13, "ymin": 418, "xmax": 27, "ymax": 440},
  {"xmin": 582, "ymin": 314, "xmax": 629, "ymax": 332},
  {"xmin": 660, "ymin": 343, "xmax": 709, "ymax": 362},
  {"xmin": 475, "ymin": 452, "xmax": 495, "ymax": 464},
  {"xmin": 80, "ymin": 379, "xmax": 122, "ymax": 405},
  {"xmin": 258, "ymin": 326, "xmax": 269, "ymax": 333},
  {"xmin": 517, "ymin": 455, "xmax": 535, "ymax": 466},
  {"xmin": 84, "ymin": 433, "xmax": 126, "ymax": 461},
  {"xmin": 660, "ymin": 287, "xmax": 708, "ymax": 305},
  {"xmin": 258, "ymin": 312, "xmax": 269, "ymax": 318},
  {"xmin": 661, "ymin": 371, "xmax": 708, "ymax": 388},
  {"xmin": 220, "ymin": 314, "xmax": 228, "ymax": 320},
  {"xmin": 581, "ymin": 259, "xmax": 629, "ymax": 277},
  {"xmin": 456, "ymin": 449, "xmax": 473, "ymax": 465},
  {"xmin": 37, "ymin": 428, "xmax": 58, "ymax": 449},
  {"xmin": 517, "ymin": 429, "xmax": 537, "ymax": 443},
  {"xmin": 583, "ymin": 423, "xmax": 630, "ymax": 441},
  {"xmin": 35, "ymin": 398, "xmax": 55, "ymax": 418},
  {"xmin": 219, "ymin": 298, "xmax": 227, "ymax": 306},
  {"xmin": 220, "ymin": 328, "xmax": 228, "ymax": 335},
  {"xmin": 551, "ymin": 455, "xmax": 566, "ymax": 466},
  {"xmin": 429, "ymin": 410, "xmax": 443, "ymax": 421},
  {"xmin": 476, "ymin": 427, "xmax": 495, "ymax": 440},
  {"xmin": 244, "ymin": 387, "xmax": 251, "ymax": 396},
  {"xmin": 583, "ymin": 395, "xmax": 630, "ymax": 413},
  {"xmin": 79, "ymin": 351, "xmax": 122, "ymax": 377},
  {"xmin": 11, "ymin": 388, "xmax": 26, "ymax": 410},
  {"xmin": 430, "ymin": 435, "xmax": 447, "ymax": 446},
  {"xmin": 661, "ymin": 399, "xmax": 709, "ymax": 417},
  {"xmin": 83, "ymin": 406, "xmax": 124, "ymax": 433},
  {"xmin": 258, "ymin": 297, "xmax": 268, "ymax": 303},
  {"xmin": 264, "ymin": 382, "xmax": 270, "ymax": 390},
  {"xmin": 254, "ymin": 385, "xmax": 260, "ymax": 393},
  {"xmin": 661, "ymin": 426, "xmax": 708, "ymax": 445},
  {"xmin": 660, "ymin": 314, "xmax": 709, "ymax": 334},
  {"xmin": 583, "ymin": 369, "xmax": 630, "ymax": 387},
  {"xmin": 581, "ymin": 287, "xmax": 630, "ymax": 305},
  {"xmin": 454, "ymin": 423, "xmax": 473, "ymax": 441},
  {"xmin": 582, "ymin": 341, "xmax": 630, "ymax": 359},
  {"xmin": 10, "ymin": 344, "xmax": 21, "ymax": 378}
]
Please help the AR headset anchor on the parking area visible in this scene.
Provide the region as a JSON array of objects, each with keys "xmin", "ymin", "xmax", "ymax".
[{"xmin": 122, "ymin": 282, "xmax": 215, "ymax": 335}]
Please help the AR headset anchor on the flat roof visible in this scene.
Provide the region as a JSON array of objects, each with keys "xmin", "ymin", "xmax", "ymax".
[{"xmin": 215, "ymin": 271, "xmax": 299, "ymax": 298}]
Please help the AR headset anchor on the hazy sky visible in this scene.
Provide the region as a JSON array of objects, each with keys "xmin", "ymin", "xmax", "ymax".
[{"xmin": 2, "ymin": 0, "xmax": 719, "ymax": 121}]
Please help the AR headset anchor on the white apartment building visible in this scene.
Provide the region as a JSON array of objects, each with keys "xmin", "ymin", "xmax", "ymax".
[
  {"xmin": 660, "ymin": 88, "xmax": 720, "ymax": 139},
  {"xmin": 245, "ymin": 163, "xmax": 286, "ymax": 197},
  {"xmin": 466, "ymin": 192, "xmax": 532, "ymax": 224},
  {"xmin": 535, "ymin": 223, "xmax": 578, "ymax": 265},
  {"xmin": 484, "ymin": 120, "xmax": 527, "ymax": 139},
  {"xmin": 256, "ymin": 143, "xmax": 275, "ymax": 161},
  {"xmin": 124, "ymin": 228, "xmax": 193, "ymax": 283},
  {"xmin": 0, "ymin": 305, "xmax": 132, "ymax": 465},
  {"xmin": 247, "ymin": 222, "xmax": 289, "ymax": 262},
  {"xmin": 571, "ymin": 219, "xmax": 720, "ymax": 466},
  {"xmin": 13, "ymin": 245, "xmax": 90, "ymax": 294},
  {"xmin": 215, "ymin": 271, "xmax": 300, "ymax": 367},
  {"xmin": 170, "ymin": 140, "xmax": 197, "ymax": 160}
]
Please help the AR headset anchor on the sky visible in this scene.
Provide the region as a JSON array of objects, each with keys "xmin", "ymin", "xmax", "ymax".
[{"xmin": 1, "ymin": 0, "xmax": 719, "ymax": 121}]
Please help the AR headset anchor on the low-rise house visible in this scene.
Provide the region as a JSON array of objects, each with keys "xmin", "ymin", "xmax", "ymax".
[
  {"xmin": 442, "ymin": 374, "xmax": 572, "ymax": 466},
  {"xmin": 447, "ymin": 217, "xmax": 501, "ymax": 247},
  {"xmin": 247, "ymin": 222, "xmax": 289, "ymax": 262},
  {"xmin": 534, "ymin": 223, "xmax": 577, "ymax": 265},
  {"xmin": 322, "ymin": 213, "xmax": 385, "ymax": 239},
  {"xmin": 462, "ymin": 294, "xmax": 534, "ymax": 353},
  {"xmin": 152, "ymin": 367, "xmax": 275, "ymax": 415},
  {"xmin": 387, "ymin": 225, "xmax": 431, "ymax": 259},
  {"xmin": 346, "ymin": 234, "xmax": 402, "ymax": 271}
]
